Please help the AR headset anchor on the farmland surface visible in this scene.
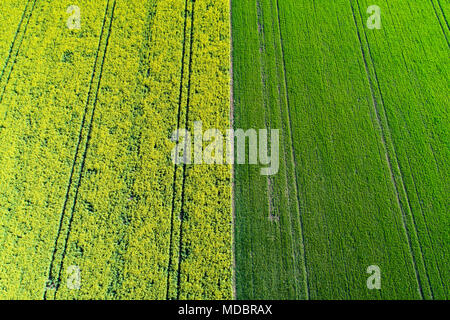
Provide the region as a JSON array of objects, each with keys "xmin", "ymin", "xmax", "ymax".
[
  {"xmin": 0, "ymin": 0, "xmax": 232, "ymax": 299},
  {"xmin": 0, "ymin": 0, "xmax": 448, "ymax": 301},
  {"xmin": 232, "ymin": 0, "xmax": 449, "ymax": 299}
]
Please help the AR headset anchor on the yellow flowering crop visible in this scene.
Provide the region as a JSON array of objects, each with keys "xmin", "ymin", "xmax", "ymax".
[{"xmin": 0, "ymin": 0, "xmax": 232, "ymax": 299}]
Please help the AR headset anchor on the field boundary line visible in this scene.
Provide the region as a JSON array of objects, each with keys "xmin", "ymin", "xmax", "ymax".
[
  {"xmin": 351, "ymin": 0, "xmax": 431, "ymax": 299},
  {"xmin": 229, "ymin": 0, "xmax": 237, "ymax": 300},
  {"xmin": 175, "ymin": 0, "xmax": 196, "ymax": 300},
  {"xmin": 43, "ymin": 0, "xmax": 116, "ymax": 299},
  {"xmin": 166, "ymin": 0, "xmax": 190, "ymax": 300},
  {"xmin": 274, "ymin": 0, "xmax": 310, "ymax": 300},
  {"xmin": 0, "ymin": 0, "xmax": 37, "ymax": 105},
  {"xmin": 430, "ymin": 0, "xmax": 450, "ymax": 48}
]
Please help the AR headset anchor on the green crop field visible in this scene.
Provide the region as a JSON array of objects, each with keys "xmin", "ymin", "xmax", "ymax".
[
  {"xmin": 0, "ymin": 0, "xmax": 448, "ymax": 301},
  {"xmin": 232, "ymin": 0, "xmax": 449, "ymax": 299}
]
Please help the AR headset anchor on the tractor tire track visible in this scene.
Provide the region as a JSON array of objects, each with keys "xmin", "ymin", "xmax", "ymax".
[
  {"xmin": 256, "ymin": 0, "xmax": 283, "ymax": 295},
  {"xmin": 0, "ymin": 0, "xmax": 31, "ymax": 83},
  {"xmin": 175, "ymin": 0, "xmax": 196, "ymax": 300},
  {"xmin": 43, "ymin": 0, "xmax": 116, "ymax": 299},
  {"xmin": 0, "ymin": 0, "xmax": 37, "ymax": 104},
  {"xmin": 257, "ymin": 0, "xmax": 305, "ymax": 299},
  {"xmin": 275, "ymin": 0, "xmax": 310, "ymax": 300},
  {"xmin": 357, "ymin": 0, "xmax": 436, "ymax": 299},
  {"xmin": 351, "ymin": 0, "xmax": 432, "ymax": 299},
  {"xmin": 166, "ymin": 0, "xmax": 191, "ymax": 300},
  {"xmin": 437, "ymin": 0, "xmax": 450, "ymax": 31},
  {"xmin": 229, "ymin": 0, "xmax": 237, "ymax": 300},
  {"xmin": 397, "ymin": 48, "xmax": 447, "ymax": 295},
  {"xmin": 430, "ymin": 0, "xmax": 449, "ymax": 48},
  {"xmin": 53, "ymin": 0, "xmax": 117, "ymax": 298}
]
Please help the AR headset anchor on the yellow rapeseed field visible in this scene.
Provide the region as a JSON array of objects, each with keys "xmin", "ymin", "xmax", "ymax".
[{"xmin": 0, "ymin": 0, "xmax": 232, "ymax": 299}]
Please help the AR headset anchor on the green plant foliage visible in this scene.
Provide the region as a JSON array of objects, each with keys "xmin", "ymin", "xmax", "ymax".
[{"xmin": 232, "ymin": 0, "xmax": 448, "ymax": 299}]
